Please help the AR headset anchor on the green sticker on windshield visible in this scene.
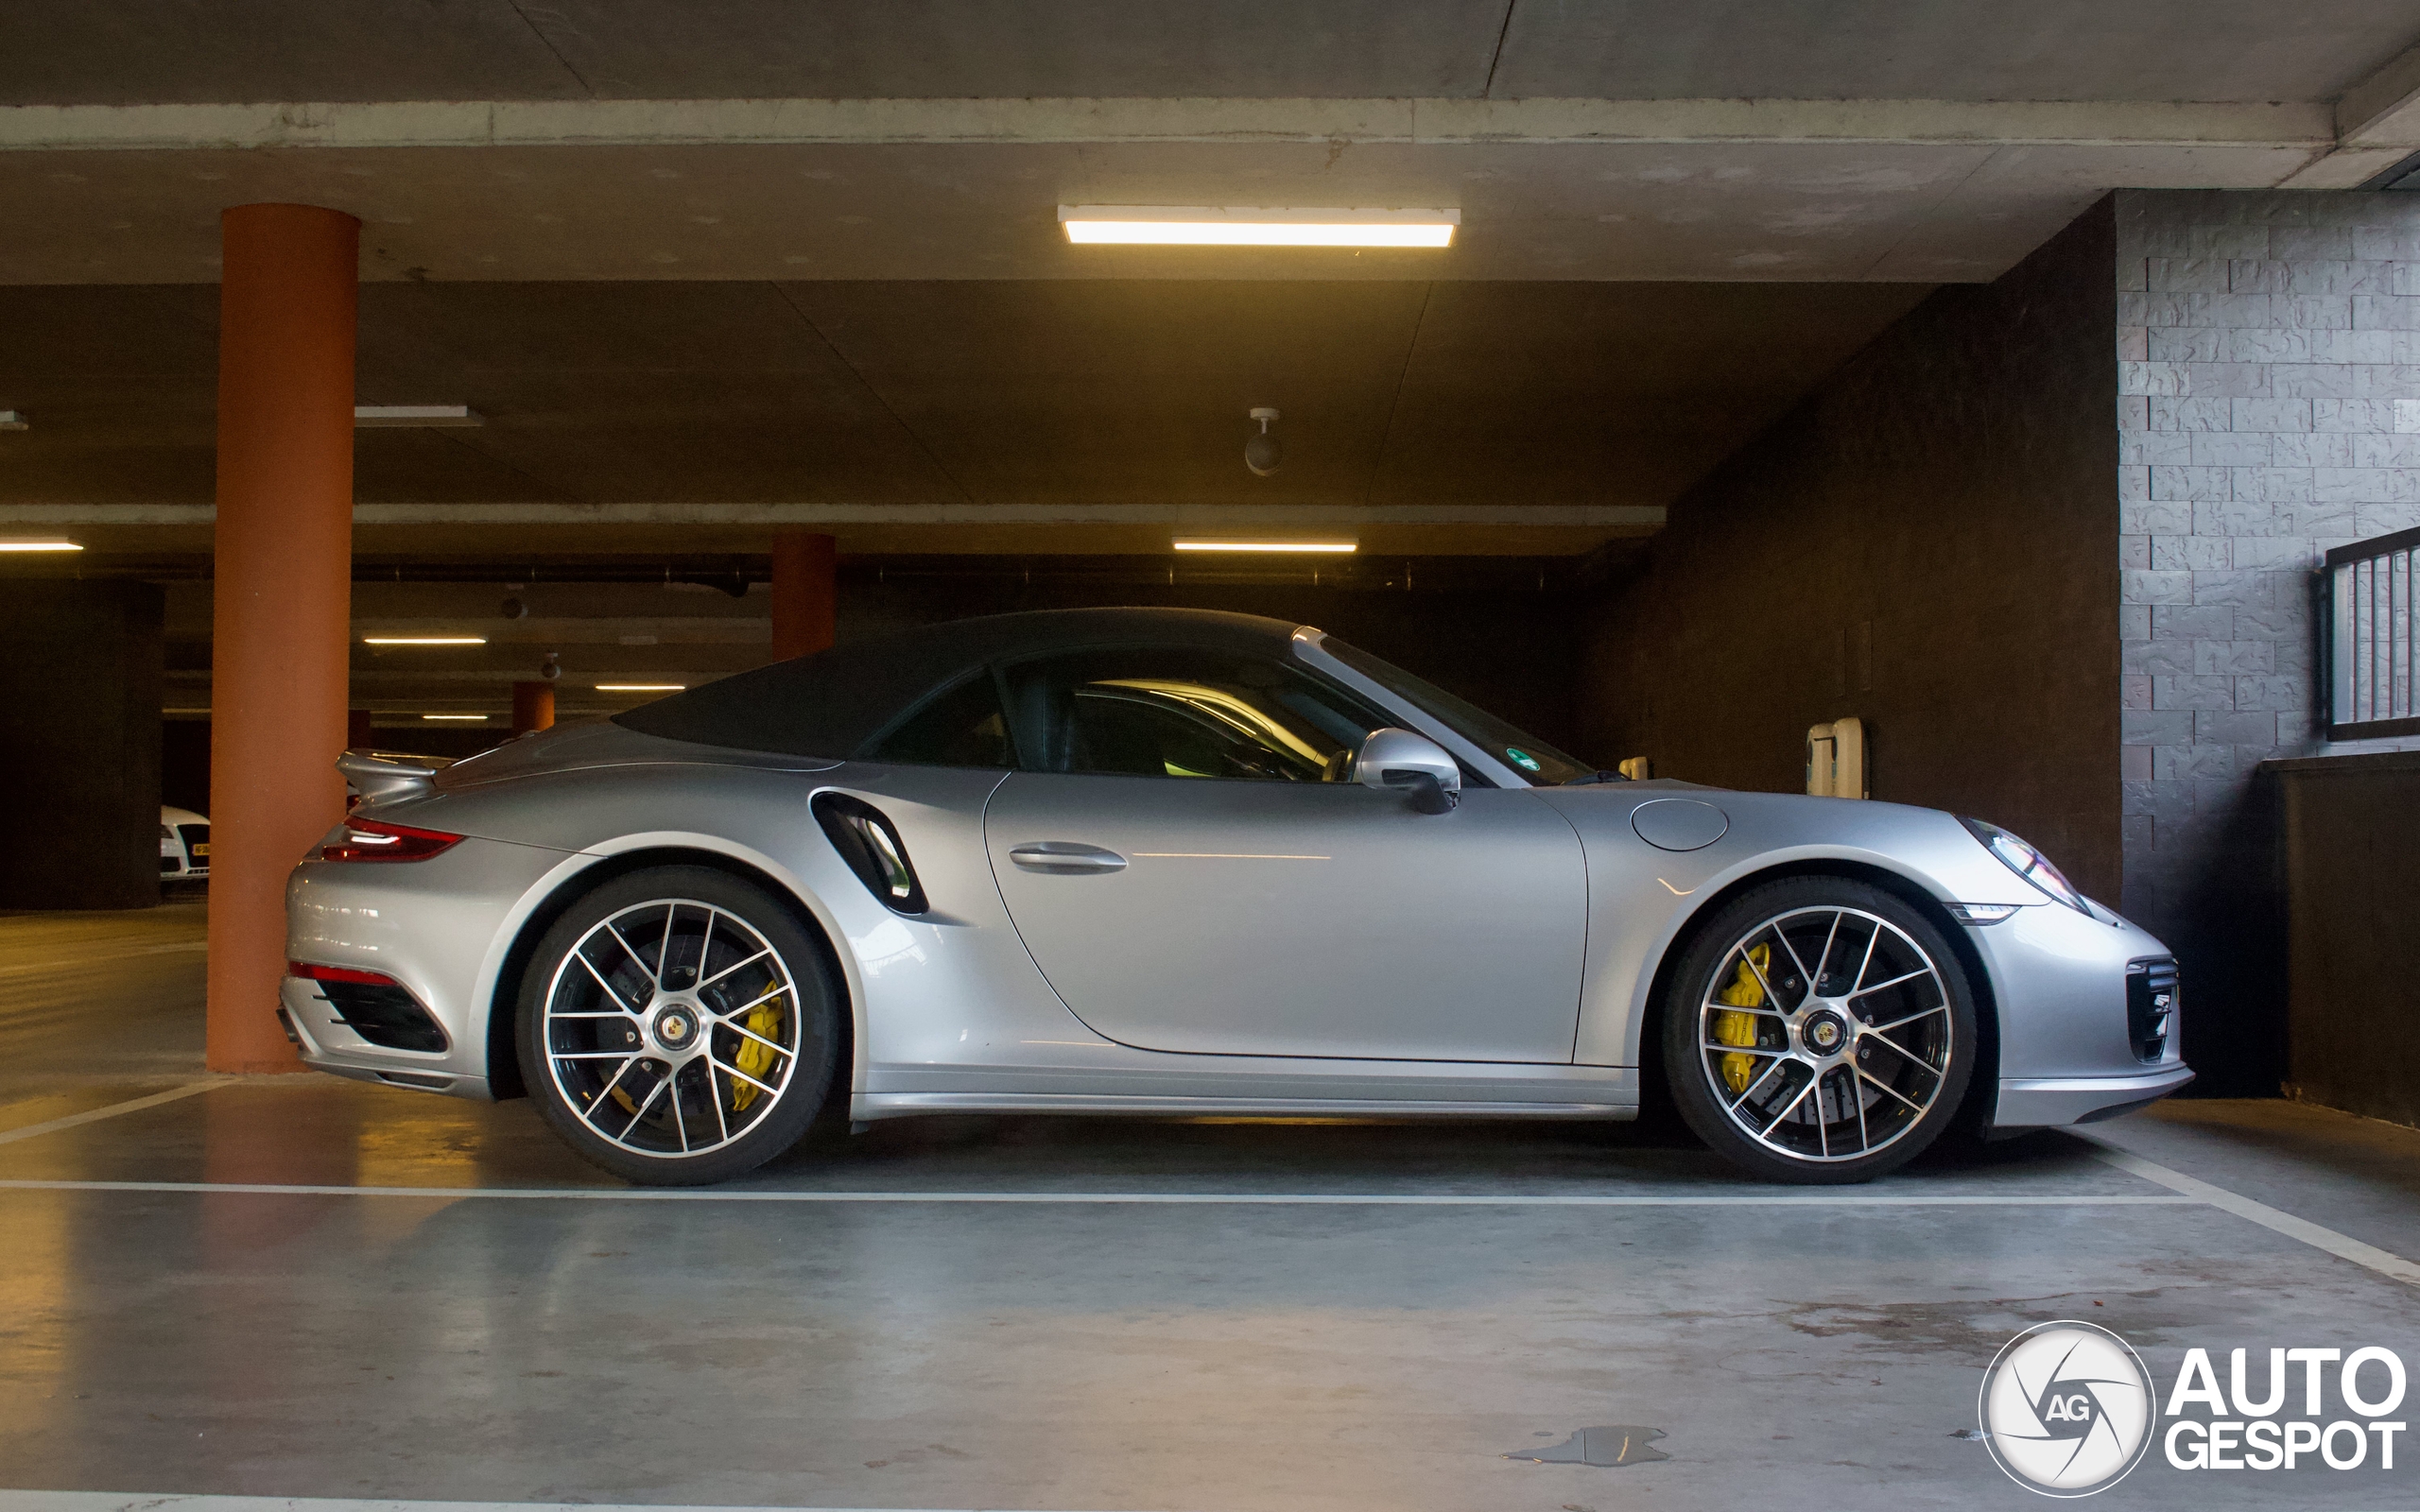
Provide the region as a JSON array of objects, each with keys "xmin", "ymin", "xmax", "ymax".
[{"xmin": 1505, "ymin": 747, "xmax": 1543, "ymax": 773}]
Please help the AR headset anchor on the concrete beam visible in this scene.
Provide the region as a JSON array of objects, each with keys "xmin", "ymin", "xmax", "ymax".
[
  {"xmin": 2274, "ymin": 39, "xmax": 2420, "ymax": 188},
  {"xmin": 0, "ymin": 500, "xmax": 1664, "ymax": 558},
  {"xmin": 0, "ymin": 501, "xmax": 1668, "ymax": 528},
  {"xmin": 0, "ymin": 95, "xmax": 2337, "ymax": 154},
  {"xmin": 2338, "ymin": 42, "xmax": 2420, "ymax": 147}
]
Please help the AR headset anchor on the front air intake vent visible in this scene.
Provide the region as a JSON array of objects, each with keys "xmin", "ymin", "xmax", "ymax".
[{"xmin": 2126, "ymin": 957, "xmax": 2178, "ymax": 1063}]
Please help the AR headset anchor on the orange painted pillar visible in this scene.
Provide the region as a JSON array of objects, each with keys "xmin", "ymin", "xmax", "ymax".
[
  {"xmin": 206, "ymin": 203, "xmax": 359, "ymax": 1074},
  {"xmin": 770, "ymin": 531, "xmax": 837, "ymax": 662},
  {"xmin": 511, "ymin": 680, "xmax": 556, "ymax": 736}
]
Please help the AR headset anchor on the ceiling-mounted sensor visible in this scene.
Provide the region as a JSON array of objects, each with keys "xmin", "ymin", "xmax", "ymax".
[{"xmin": 1246, "ymin": 407, "xmax": 1282, "ymax": 476}]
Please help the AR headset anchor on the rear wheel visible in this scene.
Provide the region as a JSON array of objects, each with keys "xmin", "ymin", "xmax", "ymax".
[
  {"xmin": 517, "ymin": 866, "xmax": 841, "ymax": 1185},
  {"xmin": 1660, "ymin": 878, "xmax": 1975, "ymax": 1184}
]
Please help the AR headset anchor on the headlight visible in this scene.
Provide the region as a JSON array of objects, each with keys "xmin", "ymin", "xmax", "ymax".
[
  {"xmin": 1961, "ymin": 817, "xmax": 2087, "ymax": 913},
  {"xmin": 160, "ymin": 825, "xmax": 175, "ymax": 842}
]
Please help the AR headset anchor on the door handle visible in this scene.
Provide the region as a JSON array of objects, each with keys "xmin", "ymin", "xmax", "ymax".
[{"xmin": 1008, "ymin": 841, "xmax": 1129, "ymax": 874}]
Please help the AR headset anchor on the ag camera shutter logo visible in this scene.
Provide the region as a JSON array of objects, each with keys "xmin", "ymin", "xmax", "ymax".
[{"xmin": 1979, "ymin": 1320, "xmax": 2157, "ymax": 1496}]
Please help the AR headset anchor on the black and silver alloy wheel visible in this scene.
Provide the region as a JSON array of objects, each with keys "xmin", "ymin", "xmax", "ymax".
[
  {"xmin": 519, "ymin": 866, "xmax": 840, "ymax": 1185},
  {"xmin": 1662, "ymin": 878, "xmax": 1975, "ymax": 1184}
]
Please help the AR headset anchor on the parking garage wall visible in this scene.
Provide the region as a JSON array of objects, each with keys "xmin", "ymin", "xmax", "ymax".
[
  {"xmin": 2114, "ymin": 188, "xmax": 2420, "ymax": 1097},
  {"xmin": 0, "ymin": 579, "xmax": 165, "ymax": 909},
  {"xmin": 1577, "ymin": 201, "xmax": 2123, "ymax": 901}
]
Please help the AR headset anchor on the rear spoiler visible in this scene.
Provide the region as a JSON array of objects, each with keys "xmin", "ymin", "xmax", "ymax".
[{"xmin": 337, "ymin": 750, "xmax": 441, "ymax": 804}]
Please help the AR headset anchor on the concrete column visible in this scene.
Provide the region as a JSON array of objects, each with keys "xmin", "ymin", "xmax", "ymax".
[
  {"xmin": 206, "ymin": 203, "xmax": 359, "ymax": 1075},
  {"xmin": 770, "ymin": 531, "xmax": 837, "ymax": 662},
  {"xmin": 0, "ymin": 581, "xmax": 164, "ymax": 909},
  {"xmin": 512, "ymin": 680, "xmax": 556, "ymax": 735}
]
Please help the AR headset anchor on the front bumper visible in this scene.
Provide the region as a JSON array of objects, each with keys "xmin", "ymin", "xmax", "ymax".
[
  {"xmin": 1995, "ymin": 1065, "xmax": 2196, "ymax": 1128},
  {"xmin": 1967, "ymin": 898, "xmax": 2191, "ymax": 1130}
]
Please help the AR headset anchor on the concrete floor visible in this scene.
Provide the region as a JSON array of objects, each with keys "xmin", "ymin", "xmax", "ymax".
[{"xmin": 3, "ymin": 903, "xmax": 2417, "ymax": 1512}]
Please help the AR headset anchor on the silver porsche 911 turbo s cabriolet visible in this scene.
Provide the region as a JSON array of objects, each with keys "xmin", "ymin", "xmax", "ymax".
[{"xmin": 282, "ymin": 608, "xmax": 2188, "ymax": 1185}]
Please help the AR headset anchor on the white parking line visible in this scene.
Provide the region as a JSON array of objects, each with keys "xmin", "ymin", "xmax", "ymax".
[
  {"xmin": 2085, "ymin": 1137, "xmax": 2420, "ymax": 1287},
  {"xmin": 0, "ymin": 1082, "xmax": 217, "ymax": 1146},
  {"xmin": 0, "ymin": 1177, "xmax": 2198, "ymax": 1207}
]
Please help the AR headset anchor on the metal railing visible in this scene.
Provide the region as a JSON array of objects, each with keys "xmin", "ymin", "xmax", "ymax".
[{"xmin": 2328, "ymin": 524, "xmax": 2420, "ymax": 739}]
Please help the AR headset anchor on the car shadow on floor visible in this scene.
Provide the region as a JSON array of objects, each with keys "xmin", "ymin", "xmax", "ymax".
[{"xmin": 0, "ymin": 1069, "xmax": 2124, "ymax": 1195}]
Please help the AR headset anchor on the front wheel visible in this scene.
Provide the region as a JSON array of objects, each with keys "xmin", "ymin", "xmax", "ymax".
[
  {"xmin": 517, "ymin": 866, "xmax": 841, "ymax": 1185},
  {"xmin": 1660, "ymin": 878, "xmax": 1976, "ymax": 1184}
]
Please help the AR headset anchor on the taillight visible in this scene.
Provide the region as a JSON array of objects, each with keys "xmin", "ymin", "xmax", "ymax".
[
  {"xmin": 320, "ymin": 818, "xmax": 463, "ymax": 863},
  {"xmin": 287, "ymin": 961, "xmax": 399, "ymax": 987}
]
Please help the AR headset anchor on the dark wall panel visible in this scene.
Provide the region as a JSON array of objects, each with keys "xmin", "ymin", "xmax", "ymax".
[
  {"xmin": 0, "ymin": 579, "xmax": 164, "ymax": 909},
  {"xmin": 2273, "ymin": 752, "xmax": 2420, "ymax": 1127},
  {"xmin": 1575, "ymin": 199, "xmax": 2123, "ymax": 902},
  {"xmin": 160, "ymin": 719, "xmax": 210, "ymax": 816}
]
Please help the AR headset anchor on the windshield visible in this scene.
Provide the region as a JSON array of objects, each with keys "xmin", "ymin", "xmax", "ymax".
[{"xmin": 1313, "ymin": 635, "xmax": 1591, "ymax": 785}]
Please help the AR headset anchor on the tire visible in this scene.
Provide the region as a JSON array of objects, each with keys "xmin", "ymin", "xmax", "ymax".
[
  {"xmin": 517, "ymin": 866, "xmax": 842, "ymax": 1185},
  {"xmin": 1659, "ymin": 877, "xmax": 1976, "ymax": 1185}
]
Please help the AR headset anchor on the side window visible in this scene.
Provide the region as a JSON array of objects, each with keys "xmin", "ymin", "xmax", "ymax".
[
  {"xmin": 998, "ymin": 647, "xmax": 1392, "ymax": 782},
  {"xmin": 864, "ymin": 671, "xmax": 1014, "ymax": 768}
]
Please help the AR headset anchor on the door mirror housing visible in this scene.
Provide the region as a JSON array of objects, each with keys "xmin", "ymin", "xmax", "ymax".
[{"xmin": 1353, "ymin": 728, "xmax": 1461, "ymax": 814}]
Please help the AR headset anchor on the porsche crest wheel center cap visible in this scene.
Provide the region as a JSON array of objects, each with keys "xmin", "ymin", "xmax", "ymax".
[
  {"xmin": 651, "ymin": 1006, "xmax": 699, "ymax": 1052},
  {"xmin": 1802, "ymin": 1008, "xmax": 1848, "ymax": 1055}
]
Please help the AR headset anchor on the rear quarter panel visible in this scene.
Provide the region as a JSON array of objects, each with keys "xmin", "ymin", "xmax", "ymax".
[{"xmin": 341, "ymin": 757, "xmax": 1093, "ymax": 1096}]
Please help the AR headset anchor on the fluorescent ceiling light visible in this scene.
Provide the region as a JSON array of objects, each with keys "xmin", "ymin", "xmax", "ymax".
[
  {"xmin": 421, "ymin": 713, "xmax": 487, "ymax": 721},
  {"xmin": 1173, "ymin": 539, "xmax": 1358, "ymax": 554},
  {"xmin": 596, "ymin": 682, "xmax": 685, "ymax": 692},
  {"xmin": 1060, "ymin": 206, "xmax": 1457, "ymax": 248},
  {"xmin": 363, "ymin": 636, "xmax": 486, "ymax": 645},
  {"xmin": 0, "ymin": 536, "xmax": 82, "ymax": 552},
  {"xmin": 354, "ymin": 405, "xmax": 483, "ymax": 428}
]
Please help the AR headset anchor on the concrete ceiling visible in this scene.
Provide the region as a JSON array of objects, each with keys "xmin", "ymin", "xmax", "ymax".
[
  {"xmin": 0, "ymin": 131, "xmax": 2330, "ymax": 286},
  {"xmin": 7, "ymin": 0, "xmax": 2413, "ymax": 105},
  {"xmin": 5, "ymin": 5, "xmax": 2419, "ymax": 284}
]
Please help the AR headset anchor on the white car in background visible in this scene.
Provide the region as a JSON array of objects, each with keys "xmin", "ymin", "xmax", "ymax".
[{"xmin": 161, "ymin": 805, "xmax": 209, "ymax": 880}]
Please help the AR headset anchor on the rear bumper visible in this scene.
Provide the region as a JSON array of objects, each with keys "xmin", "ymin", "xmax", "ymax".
[
  {"xmin": 285, "ymin": 832, "xmax": 582, "ymax": 1100},
  {"xmin": 1994, "ymin": 1065, "xmax": 2195, "ymax": 1128},
  {"xmin": 280, "ymin": 976, "xmax": 496, "ymax": 1101}
]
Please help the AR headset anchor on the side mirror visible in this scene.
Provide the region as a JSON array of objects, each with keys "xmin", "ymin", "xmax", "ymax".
[{"xmin": 1354, "ymin": 728, "xmax": 1461, "ymax": 815}]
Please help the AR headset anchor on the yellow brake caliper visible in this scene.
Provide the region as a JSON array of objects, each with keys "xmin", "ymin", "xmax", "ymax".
[
  {"xmin": 1712, "ymin": 943, "xmax": 1772, "ymax": 1096},
  {"xmin": 730, "ymin": 995, "xmax": 785, "ymax": 1112}
]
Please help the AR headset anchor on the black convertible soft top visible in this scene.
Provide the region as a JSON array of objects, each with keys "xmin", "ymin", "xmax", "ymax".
[{"xmin": 613, "ymin": 607, "xmax": 1302, "ymax": 759}]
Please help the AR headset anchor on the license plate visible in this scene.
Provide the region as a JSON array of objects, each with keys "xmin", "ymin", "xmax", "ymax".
[{"xmin": 191, "ymin": 843, "xmax": 209, "ymax": 857}]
